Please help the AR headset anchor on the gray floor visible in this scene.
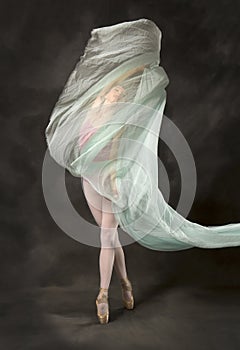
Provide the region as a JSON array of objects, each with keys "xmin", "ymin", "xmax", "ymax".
[{"xmin": 1, "ymin": 254, "xmax": 240, "ymax": 350}]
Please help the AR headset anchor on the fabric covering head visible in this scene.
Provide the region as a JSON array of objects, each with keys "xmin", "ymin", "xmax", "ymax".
[{"xmin": 45, "ymin": 18, "xmax": 240, "ymax": 251}]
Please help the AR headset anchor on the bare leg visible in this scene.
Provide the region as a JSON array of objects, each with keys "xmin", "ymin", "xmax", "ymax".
[
  {"xmin": 82, "ymin": 177, "xmax": 103, "ymax": 227},
  {"xmin": 100, "ymin": 196, "xmax": 119, "ymax": 288},
  {"xmin": 82, "ymin": 177, "xmax": 129, "ymax": 282},
  {"xmin": 82, "ymin": 177, "xmax": 132, "ymax": 310}
]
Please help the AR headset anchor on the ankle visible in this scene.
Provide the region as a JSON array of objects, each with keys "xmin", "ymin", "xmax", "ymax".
[
  {"xmin": 99, "ymin": 287, "xmax": 108, "ymax": 295},
  {"xmin": 120, "ymin": 276, "xmax": 129, "ymax": 284},
  {"xmin": 120, "ymin": 277, "xmax": 132, "ymax": 291}
]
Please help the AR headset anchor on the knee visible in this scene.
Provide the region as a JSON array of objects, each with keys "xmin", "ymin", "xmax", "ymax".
[{"xmin": 100, "ymin": 228, "xmax": 118, "ymax": 248}]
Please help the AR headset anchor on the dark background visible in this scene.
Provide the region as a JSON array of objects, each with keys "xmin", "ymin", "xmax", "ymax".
[{"xmin": 1, "ymin": 0, "xmax": 240, "ymax": 349}]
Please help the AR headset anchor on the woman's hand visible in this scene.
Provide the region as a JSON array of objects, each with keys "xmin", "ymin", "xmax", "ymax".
[{"xmin": 110, "ymin": 171, "xmax": 118, "ymax": 197}]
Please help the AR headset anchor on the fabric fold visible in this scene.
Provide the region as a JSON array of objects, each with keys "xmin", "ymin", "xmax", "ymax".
[{"xmin": 45, "ymin": 18, "xmax": 240, "ymax": 251}]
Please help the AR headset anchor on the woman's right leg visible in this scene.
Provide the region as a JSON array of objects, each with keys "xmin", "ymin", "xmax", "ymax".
[
  {"xmin": 99, "ymin": 196, "xmax": 119, "ymax": 288},
  {"xmin": 82, "ymin": 177, "xmax": 114, "ymax": 317}
]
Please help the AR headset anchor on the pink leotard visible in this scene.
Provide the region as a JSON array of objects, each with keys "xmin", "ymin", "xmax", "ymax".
[{"xmin": 78, "ymin": 119, "xmax": 98, "ymax": 149}]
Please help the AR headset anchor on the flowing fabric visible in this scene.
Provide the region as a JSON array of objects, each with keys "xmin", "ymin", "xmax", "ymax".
[{"xmin": 45, "ymin": 18, "xmax": 240, "ymax": 251}]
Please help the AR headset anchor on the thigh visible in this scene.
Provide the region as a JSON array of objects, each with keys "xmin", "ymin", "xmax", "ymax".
[{"xmin": 82, "ymin": 177, "xmax": 103, "ymax": 226}]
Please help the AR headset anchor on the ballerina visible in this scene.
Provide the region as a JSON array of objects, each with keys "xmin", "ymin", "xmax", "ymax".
[
  {"xmin": 45, "ymin": 18, "xmax": 240, "ymax": 324},
  {"xmin": 79, "ymin": 69, "xmax": 145, "ymax": 324}
]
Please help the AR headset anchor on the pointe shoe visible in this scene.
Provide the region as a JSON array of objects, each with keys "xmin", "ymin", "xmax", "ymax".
[
  {"xmin": 120, "ymin": 277, "xmax": 134, "ymax": 310},
  {"xmin": 95, "ymin": 288, "xmax": 109, "ymax": 324}
]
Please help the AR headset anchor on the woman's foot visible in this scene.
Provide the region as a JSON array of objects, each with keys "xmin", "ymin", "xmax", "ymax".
[
  {"xmin": 120, "ymin": 277, "xmax": 134, "ymax": 310},
  {"xmin": 95, "ymin": 287, "xmax": 109, "ymax": 324}
]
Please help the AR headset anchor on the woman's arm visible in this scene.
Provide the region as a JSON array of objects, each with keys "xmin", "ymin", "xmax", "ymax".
[
  {"xmin": 85, "ymin": 64, "xmax": 146, "ymax": 125},
  {"xmin": 109, "ymin": 127, "xmax": 125, "ymax": 159},
  {"xmin": 102, "ymin": 64, "xmax": 146, "ymax": 96},
  {"xmin": 108, "ymin": 126, "xmax": 126, "ymax": 196}
]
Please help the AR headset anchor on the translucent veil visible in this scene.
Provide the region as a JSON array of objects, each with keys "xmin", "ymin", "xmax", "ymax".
[{"xmin": 45, "ymin": 18, "xmax": 240, "ymax": 251}]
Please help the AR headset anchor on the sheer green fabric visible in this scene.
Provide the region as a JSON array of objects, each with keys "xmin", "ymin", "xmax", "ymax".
[{"xmin": 45, "ymin": 18, "xmax": 240, "ymax": 251}]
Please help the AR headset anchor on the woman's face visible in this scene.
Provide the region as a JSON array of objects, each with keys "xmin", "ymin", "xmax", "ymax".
[{"xmin": 105, "ymin": 85, "xmax": 126, "ymax": 103}]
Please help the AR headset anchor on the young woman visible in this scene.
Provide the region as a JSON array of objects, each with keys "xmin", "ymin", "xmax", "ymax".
[
  {"xmin": 79, "ymin": 69, "xmax": 145, "ymax": 324},
  {"xmin": 45, "ymin": 18, "xmax": 240, "ymax": 325}
]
